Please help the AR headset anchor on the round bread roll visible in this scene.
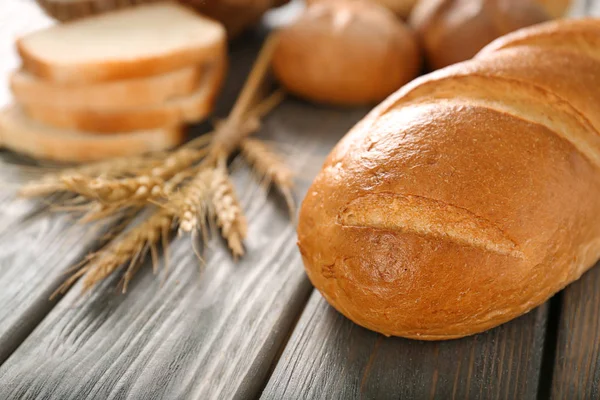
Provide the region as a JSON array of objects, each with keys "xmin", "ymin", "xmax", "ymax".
[
  {"xmin": 181, "ymin": 0, "xmax": 290, "ymax": 37},
  {"xmin": 410, "ymin": 0, "xmax": 550, "ymax": 70},
  {"xmin": 306, "ymin": 0, "xmax": 419, "ymax": 18},
  {"xmin": 273, "ymin": 0, "xmax": 421, "ymax": 106}
]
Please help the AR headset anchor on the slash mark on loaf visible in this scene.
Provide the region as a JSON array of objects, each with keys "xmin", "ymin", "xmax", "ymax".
[{"xmin": 339, "ymin": 193, "xmax": 523, "ymax": 258}]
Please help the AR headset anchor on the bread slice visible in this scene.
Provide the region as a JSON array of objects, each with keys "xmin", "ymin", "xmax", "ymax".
[
  {"xmin": 22, "ymin": 58, "xmax": 225, "ymax": 133},
  {"xmin": 0, "ymin": 106, "xmax": 184, "ymax": 163},
  {"xmin": 11, "ymin": 65, "xmax": 203, "ymax": 110},
  {"xmin": 18, "ymin": 2, "xmax": 226, "ymax": 84}
]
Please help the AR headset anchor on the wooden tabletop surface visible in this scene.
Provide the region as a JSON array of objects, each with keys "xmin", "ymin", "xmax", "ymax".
[{"xmin": 0, "ymin": 1, "xmax": 599, "ymax": 399}]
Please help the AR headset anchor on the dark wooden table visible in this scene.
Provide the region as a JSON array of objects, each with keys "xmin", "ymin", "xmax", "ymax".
[{"xmin": 0, "ymin": 1, "xmax": 599, "ymax": 399}]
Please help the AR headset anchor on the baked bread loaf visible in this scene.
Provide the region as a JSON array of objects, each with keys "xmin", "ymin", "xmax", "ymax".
[
  {"xmin": 11, "ymin": 66, "xmax": 203, "ymax": 110},
  {"xmin": 298, "ymin": 18, "xmax": 600, "ymax": 340},
  {"xmin": 19, "ymin": 2, "xmax": 226, "ymax": 84},
  {"xmin": 410, "ymin": 0, "xmax": 550, "ymax": 70},
  {"xmin": 0, "ymin": 107, "xmax": 184, "ymax": 163},
  {"xmin": 273, "ymin": 0, "xmax": 420, "ymax": 106}
]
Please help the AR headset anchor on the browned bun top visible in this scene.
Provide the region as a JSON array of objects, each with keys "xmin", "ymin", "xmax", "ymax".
[
  {"xmin": 272, "ymin": 0, "xmax": 421, "ymax": 106},
  {"xmin": 410, "ymin": 0, "xmax": 550, "ymax": 70},
  {"xmin": 298, "ymin": 18, "xmax": 600, "ymax": 339}
]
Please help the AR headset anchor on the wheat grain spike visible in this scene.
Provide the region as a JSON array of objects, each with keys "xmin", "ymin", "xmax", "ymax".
[
  {"xmin": 84, "ymin": 208, "xmax": 173, "ymax": 293},
  {"xmin": 241, "ymin": 138, "xmax": 295, "ymax": 216},
  {"xmin": 209, "ymin": 161, "xmax": 247, "ymax": 258},
  {"xmin": 170, "ymin": 169, "xmax": 212, "ymax": 234},
  {"xmin": 241, "ymin": 138, "xmax": 293, "ymax": 189},
  {"xmin": 61, "ymin": 175, "xmax": 166, "ymax": 206},
  {"xmin": 150, "ymin": 148, "xmax": 207, "ymax": 181}
]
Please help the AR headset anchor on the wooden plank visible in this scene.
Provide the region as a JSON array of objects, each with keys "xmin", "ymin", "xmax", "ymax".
[
  {"xmin": 0, "ymin": 205, "xmax": 114, "ymax": 365},
  {"xmin": 0, "ymin": 28, "xmax": 369, "ymax": 396},
  {"xmin": 550, "ymin": 263, "xmax": 600, "ymax": 399},
  {"xmin": 262, "ymin": 292, "xmax": 549, "ymax": 400}
]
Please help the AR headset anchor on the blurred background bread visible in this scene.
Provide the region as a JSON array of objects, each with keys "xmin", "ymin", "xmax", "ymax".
[
  {"xmin": 36, "ymin": 0, "xmax": 289, "ymax": 37},
  {"xmin": 410, "ymin": 0, "xmax": 570, "ymax": 70},
  {"xmin": 272, "ymin": 0, "xmax": 421, "ymax": 106},
  {"xmin": 307, "ymin": 0, "xmax": 419, "ymax": 18}
]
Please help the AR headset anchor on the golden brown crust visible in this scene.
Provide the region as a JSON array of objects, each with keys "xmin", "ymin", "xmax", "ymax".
[
  {"xmin": 478, "ymin": 17, "xmax": 600, "ymax": 60},
  {"xmin": 298, "ymin": 18, "xmax": 600, "ymax": 339},
  {"xmin": 272, "ymin": 0, "xmax": 421, "ymax": 106}
]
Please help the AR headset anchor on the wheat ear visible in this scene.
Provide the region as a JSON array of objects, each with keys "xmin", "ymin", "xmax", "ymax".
[
  {"xmin": 52, "ymin": 208, "xmax": 173, "ymax": 297},
  {"xmin": 149, "ymin": 148, "xmax": 207, "ymax": 181},
  {"xmin": 240, "ymin": 138, "xmax": 295, "ymax": 215},
  {"xmin": 19, "ymin": 155, "xmax": 157, "ymax": 198},
  {"xmin": 61, "ymin": 175, "xmax": 166, "ymax": 206},
  {"xmin": 170, "ymin": 169, "xmax": 213, "ymax": 235},
  {"xmin": 209, "ymin": 158, "xmax": 247, "ymax": 258}
]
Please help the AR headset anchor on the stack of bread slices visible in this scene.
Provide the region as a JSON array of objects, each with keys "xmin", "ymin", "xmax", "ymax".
[{"xmin": 1, "ymin": 2, "xmax": 227, "ymax": 163}]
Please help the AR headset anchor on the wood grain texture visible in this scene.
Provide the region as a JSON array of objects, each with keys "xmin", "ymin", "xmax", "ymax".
[
  {"xmin": 0, "ymin": 198, "xmax": 113, "ymax": 365},
  {"xmin": 551, "ymin": 263, "xmax": 600, "ymax": 399},
  {"xmin": 262, "ymin": 292, "xmax": 549, "ymax": 400}
]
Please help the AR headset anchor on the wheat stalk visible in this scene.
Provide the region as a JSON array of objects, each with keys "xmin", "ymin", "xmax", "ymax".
[
  {"xmin": 61, "ymin": 175, "xmax": 166, "ymax": 206},
  {"xmin": 169, "ymin": 168, "xmax": 213, "ymax": 234},
  {"xmin": 19, "ymin": 155, "xmax": 157, "ymax": 198},
  {"xmin": 20, "ymin": 145, "xmax": 208, "ymax": 201},
  {"xmin": 149, "ymin": 147, "xmax": 207, "ymax": 181},
  {"xmin": 209, "ymin": 159, "xmax": 247, "ymax": 258},
  {"xmin": 240, "ymin": 138, "xmax": 294, "ymax": 215},
  {"xmin": 52, "ymin": 207, "xmax": 173, "ymax": 297}
]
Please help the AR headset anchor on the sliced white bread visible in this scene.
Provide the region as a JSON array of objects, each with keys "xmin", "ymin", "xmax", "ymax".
[
  {"xmin": 11, "ymin": 65, "xmax": 203, "ymax": 110},
  {"xmin": 18, "ymin": 2, "xmax": 226, "ymax": 84},
  {"xmin": 0, "ymin": 106, "xmax": 184, "ymax": 163},
  {"xmin": 22, "ymin": 57, "xmax": 226, "ymax": 133}
]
